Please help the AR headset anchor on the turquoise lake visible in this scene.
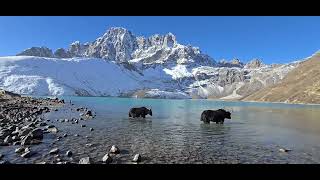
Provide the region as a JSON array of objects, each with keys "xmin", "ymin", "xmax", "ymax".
[{"xmin": 4, "ymin": 97, "xmax": 320, "ymax": 164}]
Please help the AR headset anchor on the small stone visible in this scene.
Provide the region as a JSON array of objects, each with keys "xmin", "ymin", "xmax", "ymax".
[
  {"xmin": 47, "ymin": 127, "xmax": 58, "ymax": 133},
  {"xmin": 49, "ymin": 148, "xmax": 59, "ymax": 155},
  {"xmin": 54, "ymin": 109, "xmax": 58, "ymax": 111},
  {"xmin": 46, "ymin": 119, "xmax": 50, "ymax": 122},
  {"xmin": 81, "ymin": 125, "xmax": 86, "ymax": 127},
  {"xmin": 24, "ymin": 147, "xmax": 31, "ymax": 153},
  {"xmin": 13, "ymin": 141, "xmax": 20, "ymax": 146},
  {"xmin": 85, "ymin": 143, "xmax": 92, "ymax": 147},
  {"xmin": 64, "ymin": 119, "xmax": 69, "ymax": 122},
  {"xmin": 12, "ymin": 135, "xmax": 20, "ymax": 141},
  {"xmin": 0, "ymin": 160, "xmax": 10, "ymax": 164},
  {"xmin": 37, "ymin": 161, "xmax": 47, "ymax": 164},
  {"xmin": 30, "ymin": 128, "xmax": 43, "ymax": 140},
  {"xmin": 75, "ymin": 120, "xmax": 79, "ymax": 124},
  {"xmin": 90, "ymin": 128, "xmax": 94, "ymax": 131},
  {"xmin": 4, "ymin": 135, "xmax": 13, "ymax": 143},
  {"xmin": 66, "ymin": 150, "xmax": 73, "ymax": 157},
  {"xmin": 63, "ymin": 133, "xmax": 68, "ymax": 137},
  {"xmin": 21, "ymin": 150, "xmax": 35, "ymax": 158},
  {"xmin": 102, "ymin": 153, "xmax": 113, "ymax": 164},
  {"xmin": 132, "ymin": 154, "xmax": 141, "ymax": 162},
  {"xmin": 74, "ymin": 134, "xmax": 79, "ymax": 137},
  {"xmin": 39, "ymin": 122, "xmax": 47, "ymax": 126},
  {"xmin": 56, "ymin": 158, "xmax": 62, "ymax": 162},
  {"xmin": 279, "ymin": 148, "xmax": 292, "ymax": 153},
  {"xmin": 109, "ymin": 145, "xmax": 120, "ymax": 154},
  {"xmin": 46, "ymin": 125, "xmax": 55, "ymax": 129},
  {"xmin": 79, "ymin": 157, "xmax": 91, "ymax": 164},
  {"xmin": 0, "ymin": 154, "xmax": 4, "ymax": 160}
]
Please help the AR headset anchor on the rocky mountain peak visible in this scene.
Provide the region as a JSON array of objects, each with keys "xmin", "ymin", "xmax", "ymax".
[{"xmin": 245, "ymin": 59, "xmax": 264, "ymax": 69}]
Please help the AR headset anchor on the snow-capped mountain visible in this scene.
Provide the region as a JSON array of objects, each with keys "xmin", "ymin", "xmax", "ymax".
[{"xmin": 5, "ymin": 27, "xmax": 302, "ymax": 99}]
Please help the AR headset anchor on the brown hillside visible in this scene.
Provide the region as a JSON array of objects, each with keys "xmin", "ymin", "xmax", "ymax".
[{"xmin": 243, "ymin": 52, "xmax": 320, "ymax": 104}]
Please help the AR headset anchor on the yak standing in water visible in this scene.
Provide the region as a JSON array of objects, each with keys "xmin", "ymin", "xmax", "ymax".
[
  {"xmin": 129, "ymin": 107, "xmax": 152, "ymax": 118},
  {"xmin": 201, "ymin": 109, "xmax": 231, "ymax": 124}
]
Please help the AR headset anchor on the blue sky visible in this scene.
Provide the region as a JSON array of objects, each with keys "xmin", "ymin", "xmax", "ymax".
[{"xmin": 0, "ymin": 16, "xmax": 319, "ymax": 64}]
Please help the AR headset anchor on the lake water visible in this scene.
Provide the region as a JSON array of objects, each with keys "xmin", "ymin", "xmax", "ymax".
[{"xmin": 3, "ymin": 97, "xmax": 320, "ymax": 164}]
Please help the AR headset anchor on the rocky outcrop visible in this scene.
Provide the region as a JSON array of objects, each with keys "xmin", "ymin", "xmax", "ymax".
[
  {"xmin": 54, "ymin": 48, "xmax": 72, "ymax": 58},
  {"xmin": 17, "ymin": 47, "xmax": 53, "ymax": 57},
  {"xmin": 245, "ymin": 59, "xmax": 264, "ymax": 69}
]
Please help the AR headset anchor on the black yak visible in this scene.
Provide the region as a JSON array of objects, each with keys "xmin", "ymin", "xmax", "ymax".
[
  {"xmin": 200, "ymin": 109, "xmax": 231, "ymax": 124},
  {"xmin": 129, "ymin": 107, "xmax": 152, "ymax": 118}
]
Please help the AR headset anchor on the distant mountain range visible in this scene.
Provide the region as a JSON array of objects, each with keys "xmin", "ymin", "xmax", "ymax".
[{"xmin": 0, "ymin": 27, "xmax": 318, "ymax": 104}]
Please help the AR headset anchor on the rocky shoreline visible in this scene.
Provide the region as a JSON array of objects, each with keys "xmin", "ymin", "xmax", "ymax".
[{"xmin": 0, "ymin": 91, "xmax": 101, "ymax": 164}]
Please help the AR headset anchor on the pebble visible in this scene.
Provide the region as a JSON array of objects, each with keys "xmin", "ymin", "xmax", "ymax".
[
  {"xmin": 90, "ymin": 128, "xmax": 94, "ymax": 131},
  {"xmin": 132, "ymin": 154, "xmax": 141, "ymax": 162},
  {"xmin": 102, "ymin": 153, "xmax": 113, "ymax": 163},
  {"xmin": 0, "ymin": 160, "xmax": 10, "ymax": 164},
  {"xmin": 63, "ymin": 133, "xmax": 68, "ymax": 137},
  {"xmin": 15, "ymin": 147, "xmax": 25, "ymax": 153},
  {"xmin": 39, "ymin": 122, "xmax": 47, "ymax": 126},
  {"xmin": 47, "ymin": 127, "xmax": 58, "ymax": 133},
  {"xmin": 109, "ymin": 145, "xmax": 120, "ymax": 154},
  {"xmin": 66, "ymin": 150, "xmax": 73, "ymax": 157},
  {"xmin": 49, "ymin": 148, "xmax": 59, "ymax": 155},
  {"xmin": 279, "ymin": 148, "xmax": 292, "ymax": 153},
  {"xmin": 21, "ymin": 150, "xmax": 34, "ymax": 158},
  {"xmin": 74, "ymin": 134, "xmax": 79, "ymax": 137},
  {"xmin": 79, "ymin": 157, "xmax": 91, "ymax": 164},
  {"xmin": 81, "ymin": 125, "xmax": 86, "ymax": 128},
  {"xmin": 0, "ymin": 154, "xmax": 3, "ymax": 160}
]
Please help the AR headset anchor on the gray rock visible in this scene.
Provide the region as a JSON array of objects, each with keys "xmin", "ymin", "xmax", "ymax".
[
  {"xmin": 0, "ymin": 153, "xmax": 3, "ymax": 160},
  {"xmin": 47, "ymin": 127, "xmax": 58, "ymax": 133},
  {"xmin": 46, "ymin": 125, "xmax": 55, "ymax": 129},
  {"xmin": 49, "ymin": 148, "xmax": 59, "ymax": 155},
  {"xmin": 24, "ymin": 147, "xmax": 30, "ymax": 153},
  {"xmin": 37, "ymin": 161, "xmax": 47, "ymax": 164},
  {"xmin": 15, "ymin": 147, "xmax": 25, "ymax": 153},
  {"xmin": 81, "ymin": 125, "xmax": 86, "ymax": 127},
  {"xmin": 66, "ymin": 150, "xmax": 73, "ymax": 157},
  {"xmin": 279, "ymin": 148, "xmax": 292, "ymax": 153},
  {"xmin": 21, "ymin": 150, "xmax": 35, "ymax": 158},
  {"xmin": 18, "ymin": 128, "xmax": 32, "ymax": 137},
  {"xmin": 132, "ymin": 154, "xmax": 141, "ymax": 162},
  {"xmin": 30, "ymin": 128, "xmax": 43, "ymax": 140},
  {"xmin": 79, "ymin": 157, "xmax": 91, "ymax": 164},
  {"xmin": 13, "ymin": 141, "xmax": 20, "ymax": 146},
  {"xmin": 102, "ymin": 153, "xmax": 112, "ymax": 164},
  {"xmin": 0, "ymin": 160, "xmax": 10, "ymax": 164},
  {"xmin": 4, "ymin": 135, "xmax": 13, "ymax": 144},
  {"xmin": 39, "ymin": 122, "xmax": 47, "ymax": 126},
  {"xmin": 11, "ymin": 135, "xmax": 20, "ymax": 142},
  {"xmin": 74, "ymin": 134, "xmax": 79, "ymax": 137},
  {"xmin": 109, "ymin": 145, "xmax": 120, "ymax": 154},
  {"xmin": 63, "ymin": 133, "xmax": 68, "ymax": 137},
  {"xmin": 90, "ymin": 128, "xmax": 94, "ymax": 131}
]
